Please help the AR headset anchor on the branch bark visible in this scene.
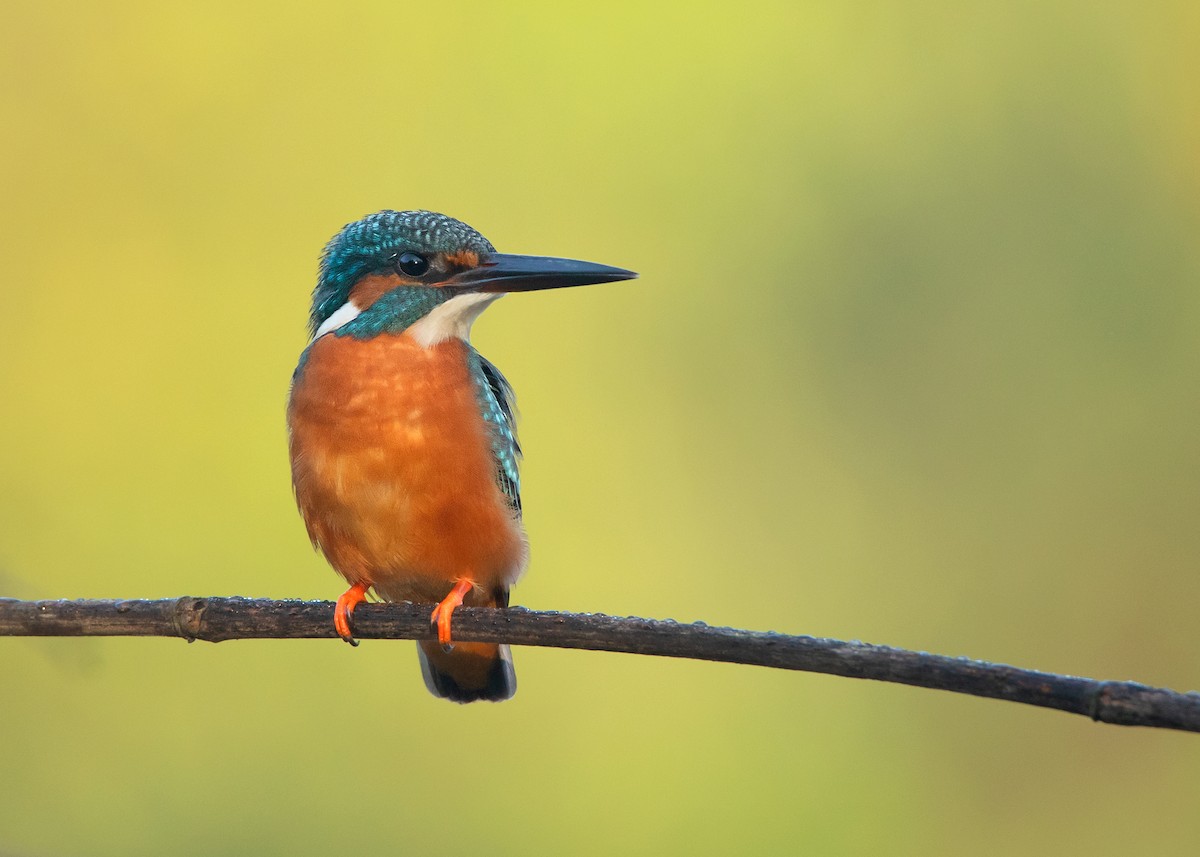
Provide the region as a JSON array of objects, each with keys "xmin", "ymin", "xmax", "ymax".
[{"xmin": 1, "ymin": 596, "xmax": 1196, "ymax": 733}]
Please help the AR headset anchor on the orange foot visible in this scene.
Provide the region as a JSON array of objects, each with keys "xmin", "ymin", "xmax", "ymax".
[
  {"xmin": 430, "ymin": 579, "xmax": 475, "ymax": 650},
  {"xmin": 334, "ymin": 581, "xmax": 371, "ymax": 646}
]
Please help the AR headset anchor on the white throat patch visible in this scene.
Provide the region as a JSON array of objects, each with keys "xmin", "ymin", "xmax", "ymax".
[{"xmin": 408, "ymin": 292, "xmax": 503, "ymax": 347}]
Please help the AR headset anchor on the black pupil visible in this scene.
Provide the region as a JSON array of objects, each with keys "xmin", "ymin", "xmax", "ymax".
[{"xmin": 396, "ymin": 252, "xmax": 429, "ymax": 277}]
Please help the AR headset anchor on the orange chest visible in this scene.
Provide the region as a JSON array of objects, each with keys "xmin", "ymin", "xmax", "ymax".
[
  {"xmin": 289, "ymin": 331, "xmax": 485, "ymax": 446},
  {"xmin": 287, "ymin": 332, "xmax": 525, "ymax": 591}
]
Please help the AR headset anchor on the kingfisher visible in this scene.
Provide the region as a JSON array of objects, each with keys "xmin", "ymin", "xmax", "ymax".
[{"xmin": 288, "ymin": 210, "xmax": 636, "ymax": 702}]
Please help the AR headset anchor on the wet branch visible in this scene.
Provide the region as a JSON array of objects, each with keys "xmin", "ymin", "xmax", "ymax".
[{"xmin": 1, "ymin": 596, "xmax": 1197, "ymax": 733}]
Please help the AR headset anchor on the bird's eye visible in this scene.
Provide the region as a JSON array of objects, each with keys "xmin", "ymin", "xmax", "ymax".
[{"xmin": 395, "ymin": 251, "xmax": 429, "ymax": 277}]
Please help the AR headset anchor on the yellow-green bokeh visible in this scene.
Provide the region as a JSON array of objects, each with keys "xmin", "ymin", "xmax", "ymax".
[{"xmin": 2, "ymin": 2, "xmax": 1199, "ymax": 854}]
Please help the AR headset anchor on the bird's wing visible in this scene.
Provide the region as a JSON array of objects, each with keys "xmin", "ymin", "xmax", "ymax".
[{"xmin": 468, "ymin": 347, "xmax": 523, "ymax": 515}]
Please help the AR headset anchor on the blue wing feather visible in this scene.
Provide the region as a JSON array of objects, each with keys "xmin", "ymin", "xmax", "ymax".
[{"xmin": 467, "ymin": 347, "xmax": 522, "ymax": 515}]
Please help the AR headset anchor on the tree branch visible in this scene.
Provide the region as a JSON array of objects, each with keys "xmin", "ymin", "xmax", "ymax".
[{"xmin": 1, "ymin": 596, "xmax": 1196, "ymax": 733}]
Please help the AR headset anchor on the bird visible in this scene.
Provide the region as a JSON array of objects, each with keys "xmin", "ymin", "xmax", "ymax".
[{"xmin": 287, "ymin": 210, "xmax": 636, "ymax": 702}]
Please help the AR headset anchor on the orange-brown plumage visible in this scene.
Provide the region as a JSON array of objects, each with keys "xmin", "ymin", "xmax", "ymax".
[
  {"xmin": 348, "ymin": 272, "xmax": 420, "ymax": 310},
  {"xmin": 289, "ymin": 331, "xmax": 528, "ymax": 602}
]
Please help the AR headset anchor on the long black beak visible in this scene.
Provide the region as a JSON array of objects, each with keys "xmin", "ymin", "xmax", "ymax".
[{"xmin": 450, "ymin": 253, "xmax": 637, "ymax": 293}]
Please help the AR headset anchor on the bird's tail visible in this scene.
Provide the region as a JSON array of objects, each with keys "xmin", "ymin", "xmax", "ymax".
[
  {"xmin": 418, "ymin": 640, "xmax": 516, "ymax": 703},
  {"xmin": 417, "ymin": 583, "xmax": 515, "ymax": 703}
]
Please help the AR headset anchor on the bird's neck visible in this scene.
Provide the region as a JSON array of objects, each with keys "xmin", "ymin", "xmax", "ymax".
[
  {"xmin": 314, "ymin": 286, "xmax": 501, "ymax": 348},
  {"xmin": 329, "ymin": 287, "xmax": 445, "ymax": 340}
]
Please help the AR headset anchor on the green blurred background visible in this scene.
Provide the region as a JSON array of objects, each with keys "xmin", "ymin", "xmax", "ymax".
[{"xmin": 2, "ymin": 1, "xmax": 1198, "ymax": 854}]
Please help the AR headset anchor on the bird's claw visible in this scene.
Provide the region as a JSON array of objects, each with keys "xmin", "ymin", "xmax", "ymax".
[
  {"xmin": 334, "ymin": 581, "xmax": 371, "ymax": 646},
  {"xmin": 430, "ymin": 579, "xmax": 475, "ymax": 651}
]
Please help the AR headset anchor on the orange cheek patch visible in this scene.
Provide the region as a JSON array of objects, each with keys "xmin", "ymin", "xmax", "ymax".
[
  {"xmin": 349, "ymin": 272, "xmax": 404, "ymax": 309},
  {"xmin": 444, "ymin": 249, "xmax": 480, "ymax": 269}
]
